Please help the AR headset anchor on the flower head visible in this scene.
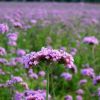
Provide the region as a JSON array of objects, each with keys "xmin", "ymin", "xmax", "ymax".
[
  {"xmin": 93, "ymin": 75, "xmax": 100, "ymax": 85},
  {"xmin": 64, "ymin": 95, "xmax": 73, "ymax": 100},
  {"xmin": 0, "ymin": 47, "xmax": 6, "ymax": 56},
  {"xmin": 16, "ymin": 49, "xmax": 26, "ymax": 56},
  {"xmin": 83, "ymin": 36, "xmax": 99, "ymax": 45},
  {"xmin": 23, "ymin": 47, "xmax": 75, "ymax": 71},
  {"xmin": 76, "ymin": 95, "xmax": 83, "ymax": 100},
  {"xmin": 0, "ymin": 24, "xmax": 9, "ymax": 34},
  {"xmin": 81, "ymin": 67, "xmax": 95, "ymax": 78},
  {"xmin": 7, "ymin": 32, "xmax": 18, "ymax": 41},
  {"xmin": 61, "ymin": 72, "xmax": 72, "ymax": 81}
]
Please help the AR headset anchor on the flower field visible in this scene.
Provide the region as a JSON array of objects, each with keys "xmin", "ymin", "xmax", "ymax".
[{"xmin": 0, "ymin": 2, "xmax": 100, "ymax": 100}]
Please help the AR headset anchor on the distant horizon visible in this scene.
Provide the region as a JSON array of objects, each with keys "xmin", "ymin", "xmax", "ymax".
[{"xmin": 0, "ymin": 0, "xmax": 99, "ymax": 3}]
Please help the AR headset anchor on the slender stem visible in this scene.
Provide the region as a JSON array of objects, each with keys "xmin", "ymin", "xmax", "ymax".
[
  {"xmin": 92, "ymin": 45, "xmax": 95, "ymax": 65},
  {"xmin": 10, "ymin": 85, "xmax": 15, "ymax": 100},
  {"xmin": 51, "ymin": 75, "xmax": 56, "ymax": 100},
  {"xmin": 99, "ymin": 96, "xmax": 100, "ymax": 100},
  {"xmin": 46, "ymin": 66, "xmax": 49, "ymax": 100},
  {"xmin": 92, "ymin": 46, "xmax": 94, "ymax": 57}
]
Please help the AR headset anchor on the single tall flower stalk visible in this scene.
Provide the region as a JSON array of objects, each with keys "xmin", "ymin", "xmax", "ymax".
[
  {"xmin": 46, "ymin": 64, "xmax": 50, "ymax": 100},
  {"xmin": 23, "ymin": 47, "xmax": 76, "ymax": 99}
]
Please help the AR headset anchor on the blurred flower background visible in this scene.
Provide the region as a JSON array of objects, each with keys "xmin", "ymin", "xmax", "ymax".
[{"xmin": 0, "ymin": 1, "xmax": 100, "ymax": 100}]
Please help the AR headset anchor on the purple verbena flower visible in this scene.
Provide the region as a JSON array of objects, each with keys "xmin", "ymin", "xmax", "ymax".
[
  {"xmin": 76, "ymin": 95, "xmax": 83, "ymax": 100},
  {"xmin": 0, "ymin": 47, "xmax": 7, "ymax": 56},
  {"xmin": 38, "ymin": 71, "xmax": 46, "ymax": 77},
  {"xmin": 6, "ymin": 76, "xmax": 23, "ymax": 86},
  {"xmin": 76, "ymin": 89, "xmax": 84, "ymax": 95},
  {"xmin": 23, "ymin": 47, "xmax": 75, "ymax": 72},
  {"xmin": 81, "ymin": 67, "xmax": 95, "ymax": 78},
  {"xmin": 7, "ymin": 32, "xmax": 18, "ymax": 41},
  {"xmin": 61, "ymin": 72, "xmax": 72, "ymax": 81},
  {"xmin": 97, "ymin": 88, "xmax": 100, "ymax": 96},
  {"xmin": 14, "ymin": 91, "xmax": 23, "ymax": 100},
  {"xmin": 29, "ymin": 73, "xmax": 38, "ymax": 80},
  {"xmin": 93, "ymin": 75, "xmax": 100, "ymax": 85},
  {"xmin": 0, "ymin": 58, "xmax": 8, "ymax": 65},
  {"xmin": 64, "ymin": 95, "xmax": 73, "ymax": 100},
  {"xmin": 82, "ymin": 36, "xmax": 99, "ymax": 45},
  {"xmin": 0, "ymin": 23, "xmax": 9, "ymax": 34},
  {"xmin": 78, "ymin": 79, "xmax": 87, "ymax": 86},
  {"xmin": 16, "ymin": 49, "xmax": 26, "ymax": 56}
]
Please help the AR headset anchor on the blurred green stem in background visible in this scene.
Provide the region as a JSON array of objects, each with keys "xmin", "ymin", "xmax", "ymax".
[{"xmin": 46, "ymin": 64, "xmax": 50, "ymax": 100}]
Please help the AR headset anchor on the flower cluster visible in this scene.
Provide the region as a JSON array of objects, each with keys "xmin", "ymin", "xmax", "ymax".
[
  {"xmin": 0, "ymin": 23, "xmax": 9, "ymax": 34},
  {"xmin": 7, "ymin": 57, "xmax": 23, "ymax": 66},
  {"xmin": 76, "ymin": 89, "xmax": 84, "ymax": 95},
  {"xmin": 28, "ymin": 69, "xmax": 46, "ymax": 80},
  {"xmin": 82, "ymin": 36, "xmax": 99, "ymax": 45},
  {"xmin": 38, "ymin": 71, "xmax": 46, "ymax": 77},
  {"xmin": 93, "ymin": 75, "xmax": 100, "ymax": 85},
  {"xmin": 78, "ymin": 79, "xmax": 87, "ymax": 86},
  {"xmin": 97, "ymin": 88, "xmax": 100, "ymax": 96},
  {"xmin": 64, "ymin": 89, "xmax": 84, "ymax": 100},
  {"xmin": 6, "ymin": 76, "xmax": 23, "ymax": 86},
  {"xmin": 0, "ymin": 68, "xmax": 5, "ymax": 75},
  {"xmin": 14, "ymin": 90, "xmax": 51, "ymax": 100},
  {"xmin": 0, "ymin": 58, "xmax": 8, "ymax": 65},
  {"xmin": 76, "ymin": 95, "xmax": 83, "ymax": 100},
  {"xmin": 70, "ymin": 48, "xmax": 77, "ymax": 56},
  {"xmin": 64, "ymin": 95, "xmax": 73, "ymax": 100},
  {"xmin": 13, "ymin": 21, "xmax": 23, "ymax": 28},
  {"xmin": 81, "ymin": 67, "xmax": 95, "ymax": 78},
  {"xmin": 0, "ymin": 76, "xmax": 23, "ymax": 88},
  {"xmin": 0, "ymin": 47, "xmax": 7, "ymax": 56},
  {"xmin": 61, "ymin": 72, "xmax": 72, "ymax": 81},
  {"xmin": 16, "ymin": 49, "xmax": 26, "ymax": 56},
  {"xmin": 23, "ymin": 47, "xmax": 75, "ymax": 70},
  {"xmin": 7, "ymin": 32, "xmax": 18, "ymax": 46},
  {"xmin": 28, "ymin": 69, "xmax": 38, "ymax": 79}
]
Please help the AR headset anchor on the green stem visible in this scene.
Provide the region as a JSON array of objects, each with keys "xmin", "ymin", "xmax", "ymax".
[
  {"xmin": 10, "ymin": 85, "xmax": 15, "ymax": 100},
  {"xmin": 92, "ymin": 45, "xmax": 96, "ymax": 65},
  {"xmin": 46, "ymin": 65, "xmax": 49, "ymax": 100},
  {"xmin": 51, "ymin": 75, "xmax": 56, "ymax": 100},
  {"xmin": 99, "ymin": 96, "xmax": 100, "ymax": 100}
]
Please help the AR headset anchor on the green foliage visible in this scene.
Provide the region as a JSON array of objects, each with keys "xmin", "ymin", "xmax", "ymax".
[{"xmin": 0, "ymin": 19, "xmax": 100, "ymax": 100}]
